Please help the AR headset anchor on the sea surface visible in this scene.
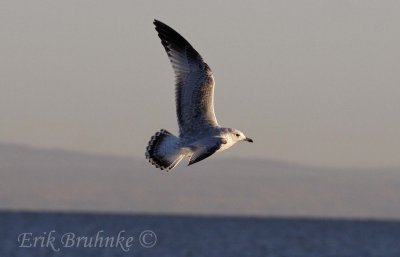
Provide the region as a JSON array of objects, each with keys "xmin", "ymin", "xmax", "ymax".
[{"xmin": 1, "ymin": 211, "xmax": 399, "ymax": 257}]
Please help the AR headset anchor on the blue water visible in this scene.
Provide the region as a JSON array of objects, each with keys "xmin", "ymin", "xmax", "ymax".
[{"xmin": 1, "ymin": 211, "xmax": 399, "ymax": 257}]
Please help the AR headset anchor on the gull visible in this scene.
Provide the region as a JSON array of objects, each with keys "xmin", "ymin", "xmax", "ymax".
[{"xmin": 146, "ymin": 19, "xmax": 253, "ymax": 171}]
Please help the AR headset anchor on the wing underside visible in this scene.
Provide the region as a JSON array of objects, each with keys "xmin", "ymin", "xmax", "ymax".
[{"xmin": 154, "ymin": 20, "xmax": 219, "ymax": 137}]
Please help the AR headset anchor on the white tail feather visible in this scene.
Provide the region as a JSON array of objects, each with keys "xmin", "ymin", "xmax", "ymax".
[{"xmin": 145, "ymin": 129, "xmax": 185, "ymax": 171}]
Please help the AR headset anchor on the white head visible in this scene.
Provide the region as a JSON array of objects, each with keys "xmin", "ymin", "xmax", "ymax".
[{"xmin": 227, "ymin": 128, "xmax": 253, "ymax": 143}]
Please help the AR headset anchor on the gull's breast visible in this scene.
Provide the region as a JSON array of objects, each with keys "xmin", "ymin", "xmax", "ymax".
[{"xmin": 217, "ymin": 136, "xmax": 235, "ymax": 152}]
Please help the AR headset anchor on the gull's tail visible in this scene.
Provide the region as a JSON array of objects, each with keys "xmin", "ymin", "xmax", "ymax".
[{"xmin": 145, "ymin": 129, "xmax": 185, "ymax": 171}]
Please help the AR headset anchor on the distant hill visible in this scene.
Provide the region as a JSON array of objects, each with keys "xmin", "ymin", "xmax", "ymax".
[{"xmin": 0, "ymin": 143, "xmax": 399, "ymax": 219}]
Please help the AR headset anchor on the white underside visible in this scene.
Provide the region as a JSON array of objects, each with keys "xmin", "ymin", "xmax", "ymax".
[{"xmin": 216, "ymin": 135, "xmax": 235, "ymax": 152}]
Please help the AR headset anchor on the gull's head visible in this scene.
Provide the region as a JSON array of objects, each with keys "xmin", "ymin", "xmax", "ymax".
[{"xmin": 228, "ymin": 128, "xmax": 253, "ymax": 143}]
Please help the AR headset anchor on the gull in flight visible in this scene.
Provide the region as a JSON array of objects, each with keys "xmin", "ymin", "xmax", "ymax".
[{"xmin": 146, "ymin": 20, "xmax": 253, "ymax": 171}]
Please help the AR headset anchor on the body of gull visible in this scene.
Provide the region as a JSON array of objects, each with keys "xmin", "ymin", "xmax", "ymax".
[{"xmin": 146, "ymin": 20, "xmax": 253, "ymax": 171}]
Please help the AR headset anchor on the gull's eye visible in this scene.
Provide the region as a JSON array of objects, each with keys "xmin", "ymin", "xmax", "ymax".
[{"xmin": 235, "ymin": 133, "xmax": 240, "ymax": 137}]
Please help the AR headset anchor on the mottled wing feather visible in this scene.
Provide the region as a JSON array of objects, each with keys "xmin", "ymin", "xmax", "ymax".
[{"xmin": 154, "ymin": 20, "xmax": 219, "ymax": 137}]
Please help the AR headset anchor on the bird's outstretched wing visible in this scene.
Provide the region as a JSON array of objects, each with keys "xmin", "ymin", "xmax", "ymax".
[{"xmin": 154, "ymin": 20, "xmax": 219, "ymax": 138}]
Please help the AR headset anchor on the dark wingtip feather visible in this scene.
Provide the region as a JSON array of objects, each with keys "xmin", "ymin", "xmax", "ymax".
[
  {"xmin": 153, "ymin": 19, "xmax": 165, "ymax": 27},
  {"xmin": 153, "ymin": 19, "xmax": 194, "ymax": 54}
]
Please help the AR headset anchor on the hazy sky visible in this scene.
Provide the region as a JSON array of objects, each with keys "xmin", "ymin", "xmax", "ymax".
[{"xmin": 1, "ymin": 0, "xmax": 399, "ymax": 167}]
